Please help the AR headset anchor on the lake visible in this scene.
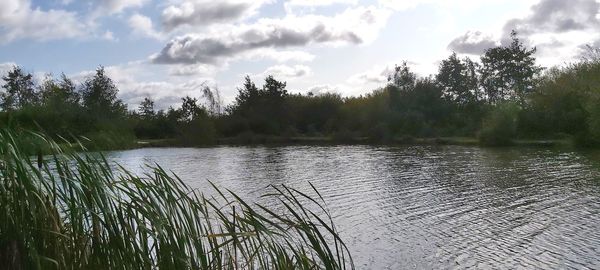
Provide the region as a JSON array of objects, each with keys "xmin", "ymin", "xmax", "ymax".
[{"xmin": 107, "ymin": 145, "xmax": 600, "ymax": 269}]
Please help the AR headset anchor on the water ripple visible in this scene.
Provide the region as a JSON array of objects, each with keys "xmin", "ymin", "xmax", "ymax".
[{"xmin": 107, "ymin": 145, "xmax": 600, "ymax": 269}]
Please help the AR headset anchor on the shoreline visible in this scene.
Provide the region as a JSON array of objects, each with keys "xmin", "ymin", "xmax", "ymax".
[{"xmin": 135, "ymin": 136, "xmax": 572, "ymax": 149}]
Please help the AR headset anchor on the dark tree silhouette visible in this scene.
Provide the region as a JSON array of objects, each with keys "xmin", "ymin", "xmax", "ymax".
[
  {"xmin": 437, "ymin": 53, "xmax": 480, "ymax": 105},
  {"xmin": 387, "ymin": 61, "xmax": 416, "ymax": 91},
  {"xmin": 39, "ymin": 73, "xmax": 79, "ymax": 107},
  {"xmin": 81, "ymin": 66, "xmax": 126, "ymax": 117},
  {"xmin": 480, "ymin": 31, "xmax": 542, "ymax": 104},
  {"xmin": 138, "ymin": 97, "xmax": 156, "ymax": 118},
  {"xmin": 1, "ymin": 66, "xmax": 37, "ymax": 111}
]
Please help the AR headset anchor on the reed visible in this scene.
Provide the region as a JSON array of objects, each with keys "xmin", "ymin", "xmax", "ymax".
[{"xmin": 0, "ymin": 130, "xmax": 353, "ymax": 270}]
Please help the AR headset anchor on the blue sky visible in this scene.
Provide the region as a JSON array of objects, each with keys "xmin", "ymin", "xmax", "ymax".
[{"xmin": 1, "ymin": 0, "xmax": 598, "ymax": 109}]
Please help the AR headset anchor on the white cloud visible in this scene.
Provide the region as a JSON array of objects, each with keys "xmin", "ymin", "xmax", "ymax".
[
  {"xmin": 379, "ymin": 0, "xmax": 515, "ymax": 11},
  {"xmin": 378, "ymin": 0, "xmax": 423, "ymax": 11},
  {"xmin": 161, "ymin": 0, "xmax": 273, "ymax": 31},
  {"xmin": 348, "ymin": 60, "xmax": 438, "ymax": 89},
  {"xmin": 446, "ymin": 0, "xmax": 600, "ymax": 67},
  {"xmin": 348, "ymin": 65, "xmax": 392, "ymax": 85},
  {"xmin": 243, "ymin": 49, "xmax": 316, "ymax": 63},
  {"xmin": 152, "ymin": 5, "xmax": 391, "ymax": 65},
  {"xmin": 0, "ymin": 0, "xmax": 87, "ymax": 43},
  {"xmin": 168, "ymin": 64, "xmax": 217, "ymax": 77},
  {"xmin": 94, "ymin": 0, "xmax": 148, "ymax": 15},
  {"xmin": 306, "ymin": 84, "xmax": 343, "ymax": 95},
  {"xmin": 287, "ymin": 0, "xmax": 357, "ymax": 6},
  {"xmin": 261, "ymin": 64, "xmax": 312, "ymax": 78},
  {"xmin": 447, "ymin": 31, "xmax": 497, "ymax": 55},
  {"xmin": 0, "ymin": 62, "xmax": 17, "ymax": 77},
  {"xmin": 128, "ymin": 14, "xmax": 163, "ymax": 40},
  {"xmin": 102, "ymin": 30, "xmax": 117, "ymax": 41}
]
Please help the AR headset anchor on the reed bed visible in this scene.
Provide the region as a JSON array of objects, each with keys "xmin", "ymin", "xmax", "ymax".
[{"xmin": 0, "ymin": 130, "xmax": 353, "ymax": 270}]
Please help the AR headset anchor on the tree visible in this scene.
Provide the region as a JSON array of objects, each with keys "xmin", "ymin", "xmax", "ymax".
[
  {"xmin": 57, "ymin": 73, "xmax": 79, "ymax": 104},
  {"xmin": 39, "ymin": 73, "xmax": 79, "ymax": 107},
  {"xmin": 234, "ymin": 76, "xmax": 259, "ymax": 109},
  {"xmin": 263, "ymin": 75, "xmax": 288, "ymax": 98},
  {"xmin": 81, "ymin": 66, "xmax": 126, "ymax": 116},
  {"xmin": 387, "ymin": 61, "xmax": 416, "ymax": 91},
  {"xmin": 180, "ymin": 96, "xmax": 204, "ymax": 122},
  {"xmin": 1, "ymin": 66, "xmax": 37, "ymax": 111},
  {"xmin": 227, "ymin": 75, "xmax": 290, "ymax": 135},
  {"xmin": 436, "ymin": 53, "xmax": 480, "ymax": 105},
  {"xmin": 201, "ymin": 84, "xmax": 223, "ymax": 116},
  {"xmin": 138, "ymin": 97, "xmax": 155, "ymax": 118},
  {"xmin": 480, "ymin": 31, "xmax": 542, "ymax": 104}
]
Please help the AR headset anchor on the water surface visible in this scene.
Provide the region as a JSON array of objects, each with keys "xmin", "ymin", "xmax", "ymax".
[{"xmin": 107, "ymin": 145, "xmax": 600, "ymax": 269}]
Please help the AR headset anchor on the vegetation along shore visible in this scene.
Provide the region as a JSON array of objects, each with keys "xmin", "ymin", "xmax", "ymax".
[
  {"xmin": 2, "ymin": 32, "xmax": 600, "ymax": 150},
  {"xmin": 0, "ymin": 129, "xmax": 353, "ymax": 269}
]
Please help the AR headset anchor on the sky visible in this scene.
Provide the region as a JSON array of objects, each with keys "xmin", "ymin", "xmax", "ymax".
[{"xmin": 0, "ymin": 0, "xmax": 599, "ymax": 109}]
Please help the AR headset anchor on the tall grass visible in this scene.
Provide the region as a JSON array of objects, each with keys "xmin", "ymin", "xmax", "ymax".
[{"xmin": 0, "ymin": 130, "xmax": 353, "ymax": 269}]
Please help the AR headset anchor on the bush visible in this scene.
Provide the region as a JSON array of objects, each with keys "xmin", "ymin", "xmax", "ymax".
[
  {"xmin": 368, "ymin": 122, "xmax": 392, "ymax": 142},
  {"xmin": 83, "ymin": 129, "xmax": 137, "ymax": 150},
  {"xmin": 478, "ymin": 102, "xmax": 520, "ymax": 146},
  {"xmin": 176, "ymin": 117, "xmax": 217, "ymax": 146}
]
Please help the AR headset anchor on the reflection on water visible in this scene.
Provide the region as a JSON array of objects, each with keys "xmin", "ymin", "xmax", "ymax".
[{"xmin": 107, "ymin": 145, "xmax": 600, "ymax": 269}]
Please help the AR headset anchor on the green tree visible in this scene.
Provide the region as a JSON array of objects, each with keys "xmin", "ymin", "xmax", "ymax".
[
  {"xmin": 81, "ymin": 66, "xmax": 126, "ymax": 117},
  {"xmin": 138, "ymin": 97, "xmax": 156, "ymax": 118},
  {"xmin": 228, "ymin": 75, "xmax": 289, "ymax": 135},
  {"xmin": 233, "ymin": 76, "xmax": 260, "ymax": 112},
  {"xmin": 387, "ymin": 61, "xmax": 416, "ymax": 91},
  {"xmin": 480, "ymin": 31, "xmax": 542, "ymax": 104},
  {"xmin": 180, "ymin": 96, "xmax": 204, "ymax": 122},
  {"xmin": 437, "ymin": 53, "xmax": 480, "ymax": 105},
  {"xmin": 263, "ymin": 75, "xmax": 288, "ymax": 98},
  {"xmin": 1, "ymin": 66, "xmax": 37, "ymax": 111},
  {"xmin": 39, "ymin": 73, "xmax": 79, "ymax": 107}
]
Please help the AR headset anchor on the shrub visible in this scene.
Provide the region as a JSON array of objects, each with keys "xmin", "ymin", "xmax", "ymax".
[
  {"xmin": 478, "ymin": 102, "xmax": 520, "ymax": 146},
  {"xmin": 368, "ymin": 122, "xmax": 392, "ymax": 142},
  {"xmin": 83, "ymin": 129, "xmax": 137, "ymax": 150}
]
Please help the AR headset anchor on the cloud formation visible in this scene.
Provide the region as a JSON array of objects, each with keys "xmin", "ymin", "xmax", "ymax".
[
  {"xmin": 95, "ymin": 0, "xmax": 147, "ymax": 15},
  {"xmin": 0, "ymin": 62, "xmax": 17, "ymax": 77},
  {"xmin": 348, "ymin": 66, "xmax": 392, "ymax": 85},
  {"xmin": 447, "ymin": 0, "xmax": 600, "ymax": 67},
  {"xmin": 447, "ymin": 31, "xmax": 497, "ymax": 55},
  {"xmin": 152, "ymin": 6, "xmax": 390, "ymax": 65},
  {"xmin": 129, "ymin": 13, "xmax": 163, "ymax": 40},
  {"xmin": 502, "ymin": 0, "xmax": 600, "ymax": 39},
  {"xmin": 162, "ymin": 0, "xmax": 271, "ymax": 31},
  {"xmin": 0, "ymin": 0, "xmax": 87, "ymax": 43},
  {"xmin": 285, "ymin": 0, "xmax": 357, "ymax": 8},
  {"xmin": 261, "ymin": 65, "xmax": 312, "ymax": 78}
]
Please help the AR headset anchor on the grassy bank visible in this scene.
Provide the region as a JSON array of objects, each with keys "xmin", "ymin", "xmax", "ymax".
[{"xmin": 0, "ymin": 130, "xmax": 353, "ymax": 269}]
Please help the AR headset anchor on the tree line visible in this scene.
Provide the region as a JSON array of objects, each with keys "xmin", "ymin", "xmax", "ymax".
[{"xmin": 2, "ymin": 31, "xmax": 600, "ymax": 147}]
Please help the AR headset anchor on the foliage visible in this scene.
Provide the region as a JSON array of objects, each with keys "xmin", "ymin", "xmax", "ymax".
[
  {"xmin": 480, "ymin": 31, "xmax": 542, "ymax": 104},
  {"xmin": 1, "ymin": 66, "xmax": 37, "ymax": 111},
  {"xmin": 387, "ymin": 61, "xmax": 416, "ymax": 91},
  {"xmin": 478, "ymin": 102, "xmax": 520, "ymax": 146},
  {"xmin": 226, "ymin": 76, "xmax": 289, "ymax": 135},
  {"xmin": 137, "ymin": 97, "xmax": 155, "ymax": 118},
  {"xmin": 437, "ymin": 53, "xmax": 480, "ymax": 105},
  {"xmin": 0, "ymin": 129, "xmax": 353, "ymax": 269},
  {"xmin": 5, "ymin": 30, "xmax": 600, "ymax": 147},
  {"xmin": 81, "ymin": 66, "xmax": 127, "ymax": 118}
]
